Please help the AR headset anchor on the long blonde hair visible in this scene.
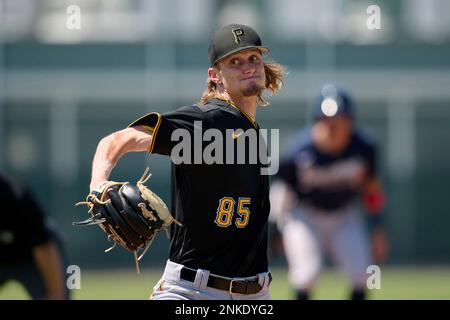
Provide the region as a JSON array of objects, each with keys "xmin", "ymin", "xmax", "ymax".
[{"xmin": 199, "ymin": 60, "xmax": 286, "ymax": 107}]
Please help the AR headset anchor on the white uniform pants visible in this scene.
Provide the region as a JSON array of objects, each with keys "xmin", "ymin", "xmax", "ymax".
[
  {"xmin": 281, "ymin": 204, "xmax": 372, "ymax": 290},
  {"xmin": 150, "ymin": 260, "xmax": 272, "ymax": 300}
]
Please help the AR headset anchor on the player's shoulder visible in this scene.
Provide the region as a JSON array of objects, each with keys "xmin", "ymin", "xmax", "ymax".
[
  {"xmin": 283, "ymin": 127, "xmax": 313, "ymax": 159},
  {"xmin": 195, "ymin": 99, "xmax": 246, "ymax": 129},
  {"xmin": 197, "ymin": 99, "xmax": 223, "ymax": 113},
  {"xmin": 197, "ymin": 99, "xmax": 237, "ymax": 116},
  {"xmin": 0, "ymin": 172, "xmax": 25, "ymax": 200},
  {"xmin": 171, "ymin": 103, "xmax": 203, "ymax": 114},
  {"xmin": 351, "ymin": 128, "xmax": 377, "ymax": 151},
  {"xmin": 288, "ymin": 127, "xmax": 313, "ymax": 151},
  {"xmin": 173, "ymin": 101, "xmax": 232, "ymax": 117},
  {"xmin": 163, "ymin": 103, "xmax": 207, "ymax": 122}
]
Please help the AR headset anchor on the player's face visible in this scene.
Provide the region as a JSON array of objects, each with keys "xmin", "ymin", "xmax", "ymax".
[
  {"xmin": 215, "ymin": 49, "xmax": 266, "ymax": 98},
  {"xmin": 313, "ymin": 115, "xmax": 353, "ymax": 154}
]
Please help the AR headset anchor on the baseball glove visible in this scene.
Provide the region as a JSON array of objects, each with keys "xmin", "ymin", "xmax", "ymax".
[{"xmin": 74, "ymin": 168, "xmax": 181, "ymax": 273}]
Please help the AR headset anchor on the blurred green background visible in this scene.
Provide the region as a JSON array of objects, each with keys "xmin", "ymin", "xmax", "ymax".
[
  {"xmin": 1, "ymin": 0, "xmax": 449, "ymax": 299},
  {"xmin": 1, "ymin": 267, "xmax": 450, "ymax": 300}
]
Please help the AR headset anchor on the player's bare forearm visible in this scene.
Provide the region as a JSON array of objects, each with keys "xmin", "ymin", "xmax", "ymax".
[
  {"xmin": 33, "ymin": 241, "xmax": 66, "ymax": 299},
  {"xmin": 90, "ymin": 126, "xmax": 153, "ymax": 191}
]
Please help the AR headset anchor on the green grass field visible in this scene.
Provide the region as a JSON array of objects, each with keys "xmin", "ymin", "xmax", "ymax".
[{"xmin": 1, "ymin": 266, "xmax": 449, "ymax": 300}]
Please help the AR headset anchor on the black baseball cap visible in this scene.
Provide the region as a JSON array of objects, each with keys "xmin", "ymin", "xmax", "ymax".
[{"xmin": 208, "ymin": 24, "xmax": 269, "ymax": 67}]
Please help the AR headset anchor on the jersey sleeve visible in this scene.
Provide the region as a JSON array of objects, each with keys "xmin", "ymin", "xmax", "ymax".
[
  {"xmin": 366, "ymin": 143, "xmax": 376, "ymax": 176},
  {"xmin": 5, "ymin": 178, "xmax": 52, "ymax": 248},
  {"xmin": 20, "ymin": 189, "xmax": 52, "ymax": 247},
  {"xmin": 128, "ymin": 105, "xmax": 206, "ymax": 156},
  {"xmin": 359, "ymin": 134, "xmax": 377, "ymax": 176}
]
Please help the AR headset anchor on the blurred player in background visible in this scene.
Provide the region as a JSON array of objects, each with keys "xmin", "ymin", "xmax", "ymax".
[
  {"xmin": 270, "ymin": 84, "xmax": 389, "ymax": 300},
  {"xmin": 0, "ymin": 172, "xmax": 70, "ymax": 300}
]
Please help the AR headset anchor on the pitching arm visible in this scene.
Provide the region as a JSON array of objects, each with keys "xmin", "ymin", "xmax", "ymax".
[{"xmin": 90, "ymin": 126, "xmax": 153, "ymax": 191}]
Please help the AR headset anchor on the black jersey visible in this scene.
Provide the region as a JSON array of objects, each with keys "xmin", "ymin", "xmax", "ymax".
[
  {"xmin": 0, "ymin": 174, "xmax": 51, "ymax": 266},
  {"xmin": 129, "ymin": 99, "xmax": 270, "ymax": 277}
]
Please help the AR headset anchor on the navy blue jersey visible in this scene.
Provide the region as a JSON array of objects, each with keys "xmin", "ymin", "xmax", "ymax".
[{"xmin": 277, "ymin": 127, "xmax": 377, "ymax": 211}]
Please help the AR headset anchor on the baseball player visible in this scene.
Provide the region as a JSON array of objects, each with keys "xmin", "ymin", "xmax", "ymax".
[
  {"xmin": 0, "ymin": 172, "xmax": 70, "ymax": 300},
  {"xmin": 87, "ymin": 24, "xmax": 285, "ymax": 300},
  {"xmin": 270, "ymin": 84, "xmax": 389, "ymax": 300}
]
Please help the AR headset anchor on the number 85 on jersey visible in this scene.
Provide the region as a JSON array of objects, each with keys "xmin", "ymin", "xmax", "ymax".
[{"xmin": 214, "ymin": 197, "xmax": 251, "ymax": 228}]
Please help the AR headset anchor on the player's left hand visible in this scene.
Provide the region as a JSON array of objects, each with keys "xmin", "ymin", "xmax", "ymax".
[
  {"xmin": 371, "ymin": 226, "xmax": 389, "ymax": 264},
  {"xmin": 74, "ymin": 168, "xmax": 181, "ymax": 272}
]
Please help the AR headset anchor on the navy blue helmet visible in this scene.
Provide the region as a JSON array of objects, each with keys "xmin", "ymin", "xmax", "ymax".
[{"xmin": 312, "ymin": 84, "xmax": 355, "ymax": 121}]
